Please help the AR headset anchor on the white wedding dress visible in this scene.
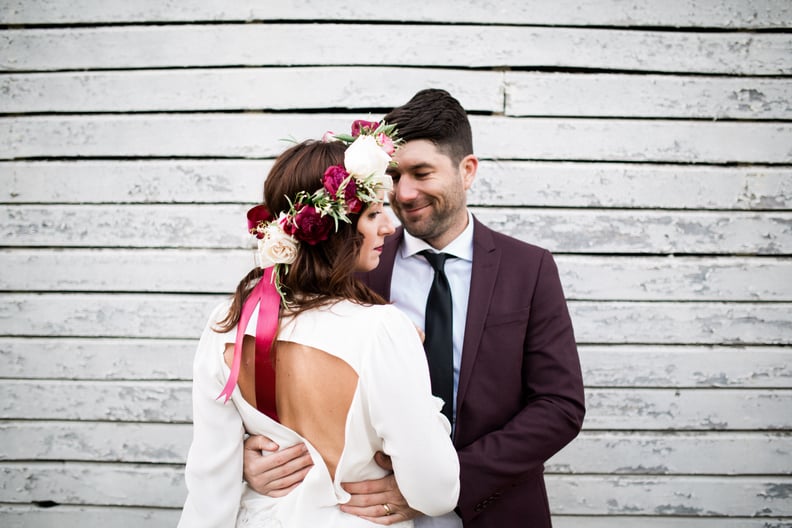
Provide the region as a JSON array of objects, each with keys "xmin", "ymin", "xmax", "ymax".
[{"xmin": 178, "ymin": 299, "xmax": 460, "ymax": 528}]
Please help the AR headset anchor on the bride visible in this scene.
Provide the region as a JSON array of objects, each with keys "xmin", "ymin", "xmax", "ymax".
[{"xmin": 178, "ymin": 121, "xmax": 460, "ymax": 527}]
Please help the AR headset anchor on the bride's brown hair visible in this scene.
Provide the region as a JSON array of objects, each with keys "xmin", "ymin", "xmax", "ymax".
[{"xmin": 216, "ymin": 139, "xmax": 386, "ymax": 332}]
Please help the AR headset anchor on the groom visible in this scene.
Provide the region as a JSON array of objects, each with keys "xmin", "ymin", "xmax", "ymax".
[{"xmin": 243, "ymin": 89, "xmax": 585, "ymax": 527}]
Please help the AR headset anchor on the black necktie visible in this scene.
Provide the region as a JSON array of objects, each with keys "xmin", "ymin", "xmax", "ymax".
[{"xmin": 420, "ymin": 250, "xmax": 455, "ymax": 424}]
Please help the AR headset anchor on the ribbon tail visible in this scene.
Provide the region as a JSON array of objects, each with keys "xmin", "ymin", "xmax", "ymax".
[
  {"xmin": 217, "ymin": 277, "xmax": 266, "ymax": 403},
  {"xmin": 255, "ymin": 267, "xmax": 281, "ymax": 421}
]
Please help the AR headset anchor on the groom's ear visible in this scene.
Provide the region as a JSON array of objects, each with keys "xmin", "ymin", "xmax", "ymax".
[{"xmin": 460, "ymin": 154, "xmax": 478, "ymax": 191}]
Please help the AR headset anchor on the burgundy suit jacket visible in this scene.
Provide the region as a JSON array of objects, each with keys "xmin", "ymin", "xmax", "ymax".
[{"xmin": 359, "ymin": 217, "xmax": 585, "ymax": 527}]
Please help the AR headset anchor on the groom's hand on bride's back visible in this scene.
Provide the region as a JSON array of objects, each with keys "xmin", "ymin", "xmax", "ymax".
[
  {"xmin": 242, "ymin": 435, "xmax": 314, "ymax": 497},
  {"xmin": 338, "ymin": 451, "xmax": 420, "ymax": 525}
]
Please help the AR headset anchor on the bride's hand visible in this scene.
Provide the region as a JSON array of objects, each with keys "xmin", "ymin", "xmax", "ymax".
[
  {"xmin": 242, "ymin": 435, "xmax": 314, "ymax": 497},
  {"xmin": 339, "ymin": 452, "xmax": 420, "ymax": 525}
]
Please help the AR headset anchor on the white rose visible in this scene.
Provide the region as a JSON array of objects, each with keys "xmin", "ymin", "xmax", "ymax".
[
  {"xmin": 344, "ymin": 135, "xmax": 391, "ymax": 180},
  {"xmin": 257, "ymin": 224, "xmax": 298, "ymax": 268}
]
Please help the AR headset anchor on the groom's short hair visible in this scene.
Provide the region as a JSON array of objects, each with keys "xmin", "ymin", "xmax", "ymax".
[{"xmin": 384, "ymin": 89, "xmax": 473, "ymax": 165}]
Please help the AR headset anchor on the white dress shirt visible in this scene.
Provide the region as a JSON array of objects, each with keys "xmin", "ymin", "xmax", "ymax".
[{"xmin": 390, "ymin": 212, "xmax": 473, "ymax": 528}]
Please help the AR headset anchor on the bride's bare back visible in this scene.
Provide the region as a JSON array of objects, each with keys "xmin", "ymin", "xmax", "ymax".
[{"xmin": 225, "ymin": 336, "xmax": 357, "ymax": 479}]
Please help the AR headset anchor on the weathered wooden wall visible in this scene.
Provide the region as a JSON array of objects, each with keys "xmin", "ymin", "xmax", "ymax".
[{"xmin": 1, "ymin": 1, "xmax": 791, "ymax": 526}]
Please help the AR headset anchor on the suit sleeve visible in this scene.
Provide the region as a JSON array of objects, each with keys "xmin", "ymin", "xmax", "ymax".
[
  {"xmin": 456, "ymin": 250, "xmax": 585, "ymax": 520},
  {"xmin": 361, "ymin": 308, "xmax": 461, "ymax": 517},
  {"xmin": 178, "ymin": 308, "xmax": 246, "ymax": 528}
]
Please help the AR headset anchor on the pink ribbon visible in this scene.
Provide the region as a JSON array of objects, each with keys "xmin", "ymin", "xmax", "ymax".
[{"xmin": 218, "ymin": 266, "xmax": 280, "ymax": 422}]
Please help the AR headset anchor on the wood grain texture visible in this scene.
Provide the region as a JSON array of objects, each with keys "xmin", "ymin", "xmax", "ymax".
[
  {"xmin": 579, "ymin": 346, "xmax": 792, "ymax": 388},
  {"xmin": 0, "ymin": 421, "xmax": 191, "ymax": 463},
  {"xmin": 3, "ymin": 294, "xmax": 791, "ymax": 344},
  {"xmin": 0, "ymin": 67, "xmax": 504, "ymax": 113},
  {"xmin": 0, "ymin": 507, "xmax": 787, "ymax": 528},
  {"xmin": 2, "ymin": 114, "xmax": 791, "ymax": 163},
  {"xmin": 505, "ymin": 73, "xmax": 792, "ymax": 119},
  {"xmin": 548, "ymin": 431, "xmax": 792, "ymax": 475},
  {"xmin": 1, "ymin": 3, "xmax": 789, "ymax": 525},
  {"xmin": 1, "ymin": 380, "xmax": 789, "ymax": 430},
  {"xmin": 0, "ymin": 337, "xmax": 196, "ymax": 380},
  {"xmin": 1, "ymin": 0, "xmax": 790, "ymax": 28},
  {"xmin": 569, "ymin": 301, "xmax": 792, "ymax": 345},
  {"xmin": 2, "ymin": 463, "xmax": 790, "ymax": 515},
  {"xmin": 583, "ymin": 388, "xmax": 792, "ymax": 430},
  {"xmin": 5, "ymin": 160, "xmax": 790, "ymax": 210},
  {"xmin": 4, "ymin": 205, "xmax": 791, "ymax": 254},
  {"xmin": 2, "ymin": 25, "xmax": 790, "ymax": 74},
  {"xmin": 4, "ymin": 250, "xmax": 791, "ymax": 301},
  {"xmin": 3, "ymin": 420, "xmax": 789, "ymax": 476},
  {"xmin": 3, "ymin": 68, "xmax": 790, "ymax": 119},
  {"xmin": 554, "ymin": 518, "xmax": 792, "ymax": 528},
  {"xmin": 547, "ymin": 475, "xmax": 792, "ymax": 516},
  {"xmin": 4, "ymin": 336, "xmax": 789, "ymax": 388},
  {"xmin": 0, "ymin": 504, "xmax": 180, "ymax": 528}
]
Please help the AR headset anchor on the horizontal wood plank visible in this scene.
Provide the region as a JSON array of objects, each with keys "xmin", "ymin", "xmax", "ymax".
[
  {"xmin": 0, "ymin": 462, "xmax": 184, "ymax": 508},
  {"xmin": 1, "ymin": 506, "xmax": 787, "ymax": 528},
  {"xmin": 2, "ymin": 294, "xmax": 790, "ymax": 345},
  {"xmin": 0, "ymin": 67, "xmax": 504, "ymax": 114},
  {"xmin": 579, "ymin": 346, "xmax": 792, "ymax": 388},
  {"xmin": 550, "ymin": 516, "xmax": 792, "ymax": 528},
  {"xmin": 557, "ymin": 256, "xmax": 792, "ymax": 302},
  {"xmin": 583, "ymin": 388, "xmax": 792, "ymax": 430},
  {"xmin": 505, "ymin": 72, "xmax": 792, "ymax": 119},
  {"xmin": 3, "ymin": 336, "xmax": 791, "ymax": 388},
  {"xmin": 3, "ymin": 68, "xmax": 791, "ymax": 120},
  {"xmin": 1, "ymin": 0, "xmax": 789, "ymax": 28},
  {"xmin": 553, "ymin": 518, "xmax": 792, "ymax": 528},
  {"xmin": 4, "ymin": 160, "xmax": 791, "ymax": 210},
  {"xmin": 547, "ymin": 475, "xmax": 792, "ymax": 516},
  {"xmin": 2, "ymin": 114, "xmax": 791, "ymax": 163},
  {"xmin": 2, "ymin": 25, "xmax": 790, "ymax": 74},
  {"xmin": 0, "ymin": 421, "xmax": 191, "ymax": 463},
  {"xmin": 4, "ymin": 206, "xmax": 792, "ymax": 255},
  {"xmin": 0, "ymin": 504, "xmax": 180, "ymax": 528},
  {"xmin": 3, "ymin": 420, "xmax": 789, "ymax": 476},
  {"xmin": 3, "ymin": 250, "xmax": 791, "ymax": 301},
  {"xmin": 2, "ymin": 463, "xmax": 790, "ymax": 515},
  {"xmin": 0, "ymin": 293, "xmax": 223, "ymax": 339},
  {"xmin": 548, "ymin": 431, "xmax": 792, "ymax": 475},
  {"xmin": 0, "ymin": 337, "xmax": 197, "ymax": 380},
  {"xmin": 570, "ymin": 301, "xmax": 792, "ymax": 346},
  {"xmin": 1, "ymin": 380, "xmax": 789, "ymax": 429},
  {"xmin": 0, "ymin": 380, "xmax": 194, "ymax": 422}
]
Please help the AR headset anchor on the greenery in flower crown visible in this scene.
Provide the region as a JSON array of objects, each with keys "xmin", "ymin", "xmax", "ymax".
[{"xmin": 245, "ymin": 119, "xmax": 401, "ymax": 303}]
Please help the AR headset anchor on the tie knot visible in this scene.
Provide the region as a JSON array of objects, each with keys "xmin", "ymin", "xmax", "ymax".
[{"xmin": 420, "ymin": 250, "xmax": 452, "ymax": 272}]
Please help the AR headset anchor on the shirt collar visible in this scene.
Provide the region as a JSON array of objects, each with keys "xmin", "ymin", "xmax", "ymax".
[{"xmin": 400, "ymin": 210, "xmax": 474, "ymax": 262}]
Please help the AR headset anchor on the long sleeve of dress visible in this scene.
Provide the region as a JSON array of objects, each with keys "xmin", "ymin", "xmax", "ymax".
[
  {"xmin": 178, "ymin": 306, "xmax": 246, "ymax": 528},
  {"xmin": 361, "ymin": 307, "xmax": 461, "ymax": 517}
]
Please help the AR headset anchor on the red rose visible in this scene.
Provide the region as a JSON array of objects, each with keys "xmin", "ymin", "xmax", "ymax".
[
  {"xmin": 322, "ymin": 165, "xmax": 350, "ymax": 198},
  {"xmin": 292, "ymin": 205, "xmax": 334, "ymax": 245},
  {"xmin": 351, "ymin": 120, "xmax": 379, "ymax": 138},
  {"xmin": 345, "ymin": 193, "xmax": 363, "ymax": 214},
  {"xmin": 246, "ymin": 204, "xmax": 273, "ymax": 239},
  {"xmin": 323, "ymin": 165, "xmax": 362, "ymax": 213}
]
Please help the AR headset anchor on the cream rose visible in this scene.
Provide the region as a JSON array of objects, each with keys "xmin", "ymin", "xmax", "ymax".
[
  {"xmin": 257, "ymin": 223, "xmax": 298, "ymax": 268},
  {"xmin": 344, "ymin": 134, "xmax": 392, "ymax": 180}
]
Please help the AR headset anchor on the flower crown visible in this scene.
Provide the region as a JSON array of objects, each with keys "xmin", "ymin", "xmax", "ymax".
[{"xmin": 246, "ymin": 119, "xmax": 400, "ymax": 298}]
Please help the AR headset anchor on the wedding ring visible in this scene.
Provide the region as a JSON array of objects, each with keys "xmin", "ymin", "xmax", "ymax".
[{"xmin": 382, "ymin": 503, "xmax": 393, "ymax": 516}]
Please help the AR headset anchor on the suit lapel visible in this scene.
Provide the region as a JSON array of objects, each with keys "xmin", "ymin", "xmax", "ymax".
[{"xmin": 456, "ymin": 218, "xmax": 499, "ymax": 427}]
